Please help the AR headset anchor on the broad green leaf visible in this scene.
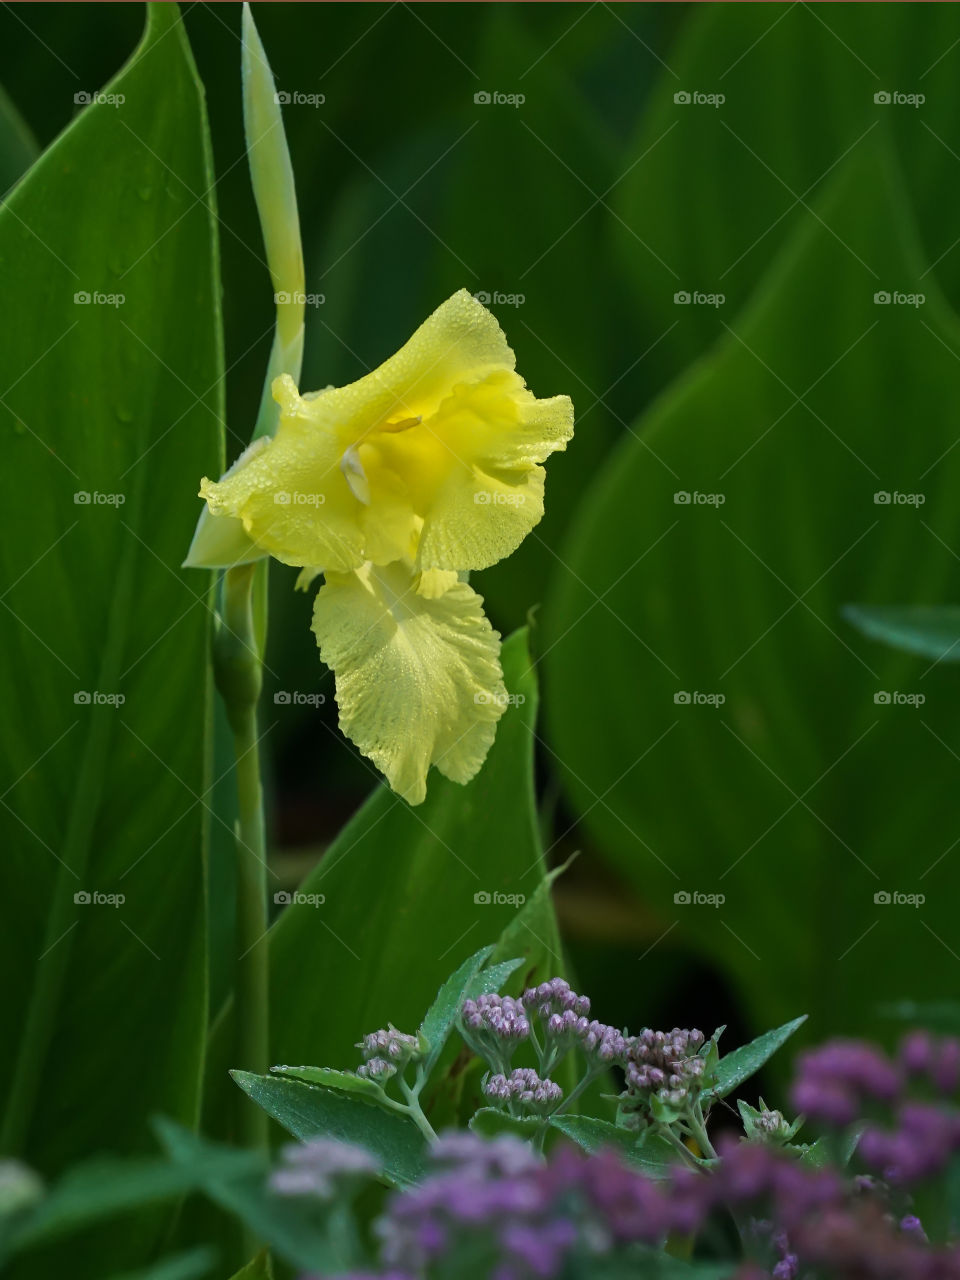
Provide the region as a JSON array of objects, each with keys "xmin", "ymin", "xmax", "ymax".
[
  {"xmin": 267, "ymin": 630, "xmax": 555, "ymax": 1087},
  {"xmin": 548, "ymin": 1116, "xmax": 678, "ymax": 1179},
  {"xmin": 545, "ymin": 139, "xmax": 960, "ymax": 1038},
  {"xmin": 231, "ymin": 1072, "xmax": 427, "ymax": 1188},
  {"xmin": 0, "ymin": 4, "xmax": 221, "ymax": 1272},
  {"xmin": 613, "ymin": 5, "xmax": 960, "ymax": 392},
  {"xmin": 154, "ymin": 1121, "xmax": 341, "ymax": 1274},
  {"xmin": 845, "ymin": 605, "xmax": 960, "ymax": 664},
  {"xmin": 708, "ymin": 1017, "xmax": 807, "ymax": 1101}
]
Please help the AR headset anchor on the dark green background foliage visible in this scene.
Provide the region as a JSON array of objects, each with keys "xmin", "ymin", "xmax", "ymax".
[{"xmin": 2, "ymin": 7, "xmax": 960, "ymax": 1271}]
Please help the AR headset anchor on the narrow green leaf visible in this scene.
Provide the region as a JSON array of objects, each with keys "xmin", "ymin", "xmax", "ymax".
[
  {"xmin": 548, "ymin": 1116, "xmax": 678, "ymax": 1179},
  {"xmin": 269, "ymin": 1064, "xmax": 386, "ymax": 1104},
  {"xmin": 108, "ymin": 1249, "xmax": 217, "ymax": 1280},
  {"xmin": 10, "ymin": 1151, "xmax": 257, "ymax": 1253},
  {"xmin": 419, "ymin": 946, "xmax": 494, "ymax": 1076},
  {"xmin": 227, "ymin": 1249, "xmax": 273, "ymax": 1280},
  {"xmin": 231, "ymin": 1072, "xmax": 427, "ymax": 1188},
  {"xmin": 845, "ymin": 605, "xmax": 960, "ymax": 664},
  {"xmin": 0, "ymin": 82, "xmax": 38, "ymax": 193},
  {"xmin": 708, "ymin": 1017, "xmax": 807, "ymax": 1101}
]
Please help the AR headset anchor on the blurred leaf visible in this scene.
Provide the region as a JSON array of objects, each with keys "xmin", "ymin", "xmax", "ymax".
[
  {"xmin": 9, "ymin": 1151, "xmax": 256, "ymax": 1254},
  {"xmin": 545, "ymin": 139, "xmax": 960, "ymax": 1038},
  {"xmin": 267, "ymin": 629, "xmax": 557, "ymax": 1081},
  {"xmin": 548, "ymin": 1116, "xmax": 677, "ymax": 1178},
  {"xmin": 879, "ymin": 1000, "xmax": 960, "ymax": 1033},
  {"xmin": 155, "ymin": 1120, "xmax": 341, "ymax": 1273},
  {"xmin": 108, "ymin": 1249, "xmax": 217, "ymax": 1280},
  {"xmin": 0, "ymin": 4, "xmax": 221, "ymax": 1273},
  {"xmin": 0, "ymin": 82, "xmax": 38, "ymax": 193},
  {"xmin": 227, "ymin": 1252, "xmax": 273, "ymax": 1280},
  {"xmin": 230, "ymin": 1072, "xmax": 427, "ymax": 1188},
  {"xmin": 708, "ymin": 1016, "xmax": 807, "ymax": 1101},
  {"xmin": 613, "ymin": 5, "xmax": 960, "ymax": 391},
  {"xmin": 845, "ymin": 605, "xmax": 960, "ymax": 663}
]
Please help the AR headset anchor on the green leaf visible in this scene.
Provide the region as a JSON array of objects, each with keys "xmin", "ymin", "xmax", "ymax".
[
  {"xmin": 226, "ymin": 1249, "xmax": 273, "ymax": 1280},
  {"xmin": 545, "ymin": 138, "xmax": 960, "ymax": 1038},
  {"xmin": 708, "ymin": 1017, "xmax": 807, "ymax": 1101},
  {"xmin": 419, "ymin": 945, "xmax": 494, "ymax": 1076},
  {"xmin": 798, "ymin": 1125, "xmax": 863, "ymax": 1169},
  {"xmin": 880, "ymin": 1000, "xmax": 960, "ymax": 1033},
  {"xmin": 0, "ymin": 82, "xmax": 38, "ymax": 193},
  {"xmin": 9, "ymin": 1150, "xmax": 257, "ymax": 1253},
  {"xmin": 268, "ymin": 630, "xmax": 556, "ymax": 1084},
  {"xmin": 845, "ymin": 605, "xmax": 960, "ymax": 664},
  {"xmin": 108, "ymin": 1249, "xmax": 217, "ymax": 1280},
  {"xmin": 612, "ymin": 5, "xmax": 960, "ymax": 391},
  {"xmin": 548, "ymin": 1116, "xmax": 678, "ymax": 1179},
  {"xmin": 231, "ymin": 1072, "xmax": 427, "ymax": 1188},
  {"xmin": 269, "ymin": 1065, "xmax": 387, "ymax": 1104},
  {"xmin": 469, "ymin": 1108, "xmax": 544, "ymax": 1141},
  {"xmin": 0, "ymin": 5, "xmax": 221, "ymax": 1272},
  {"xmin": 155, "ymin": 1120, "xmax": 343, "ymax": 1274}
]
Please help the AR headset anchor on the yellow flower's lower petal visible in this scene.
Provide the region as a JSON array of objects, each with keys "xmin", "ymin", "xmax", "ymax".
[{"xmin": 311, "ymin": 561, "xmax": 506, "ymax": 805}]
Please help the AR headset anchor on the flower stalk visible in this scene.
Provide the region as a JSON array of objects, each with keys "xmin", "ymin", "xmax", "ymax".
[{"xmin": 215, "ymin": 563, "xmax": 269, "ymax": 1153}]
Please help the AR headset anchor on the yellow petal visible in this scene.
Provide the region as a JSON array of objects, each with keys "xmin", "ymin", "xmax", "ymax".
[
  {"xmin": 198, "ymin": 376, "xmax": 366, "ymax": 573},
  {"xmin": 311, "ymin": 561, "xmax": 506, "ymax": 805},
  {"xmin": 195, "ymin": 291, "xmax": 572, "ymax": 575}
]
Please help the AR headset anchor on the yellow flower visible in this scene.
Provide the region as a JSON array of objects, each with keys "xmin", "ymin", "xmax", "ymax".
[{"xmin": 187, "ymin": 290, "xmax": 573, "ymax": 803}]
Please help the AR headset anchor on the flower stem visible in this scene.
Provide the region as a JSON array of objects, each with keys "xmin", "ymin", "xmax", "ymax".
[
  {"xmin": 399, "ymin": 1078, "xmax": 439, "ymax": 1143},
  {"xmin": 215, "ymin": 564, "xmax": 269, "ymax": 1153}
]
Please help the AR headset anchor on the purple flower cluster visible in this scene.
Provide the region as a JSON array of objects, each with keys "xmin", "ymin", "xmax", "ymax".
[
  {"xmin": 523, "ymin": 978, "xmax": 591, "ymax": 1022},
  {"xmin": 790, "ymin": 1032, "xmax": 960, "ymax": 1185},
  {"xmin": 355, "ymin": 1027, "xmax": 422, "ymax": 1084},
  {"xmin": 621, "ymin": 1026, "xmax": 708, "ymax": 1112},
  {"xmin": 900, "ymin": 1030, "xmax": 960, "ymax": 1094},
  {"xmin": 461, "ymin": 994, "xmax": 530, "ymax": 1068},
  {"xmin": 270, "ymin": 1137, "xmax": 380, "ymax": 1200},
  {"xmin": 791, "ymin": 1039, "xmax": 902, "ymax": 1125},
  {"xmin": 860, "ymin": 1102, "xmax": 960, "ymax": 1185},
  {"xmin": 310, "ymin": 1124, "xmax": 960, "ymax": 1280},
  {"xmin": 519, "ymin": 978, "xmax": 631, "ymax": 1071},
  {"xmin": 484, "ymin": 1068, "xmax": 563, "ymax": 1113}
]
